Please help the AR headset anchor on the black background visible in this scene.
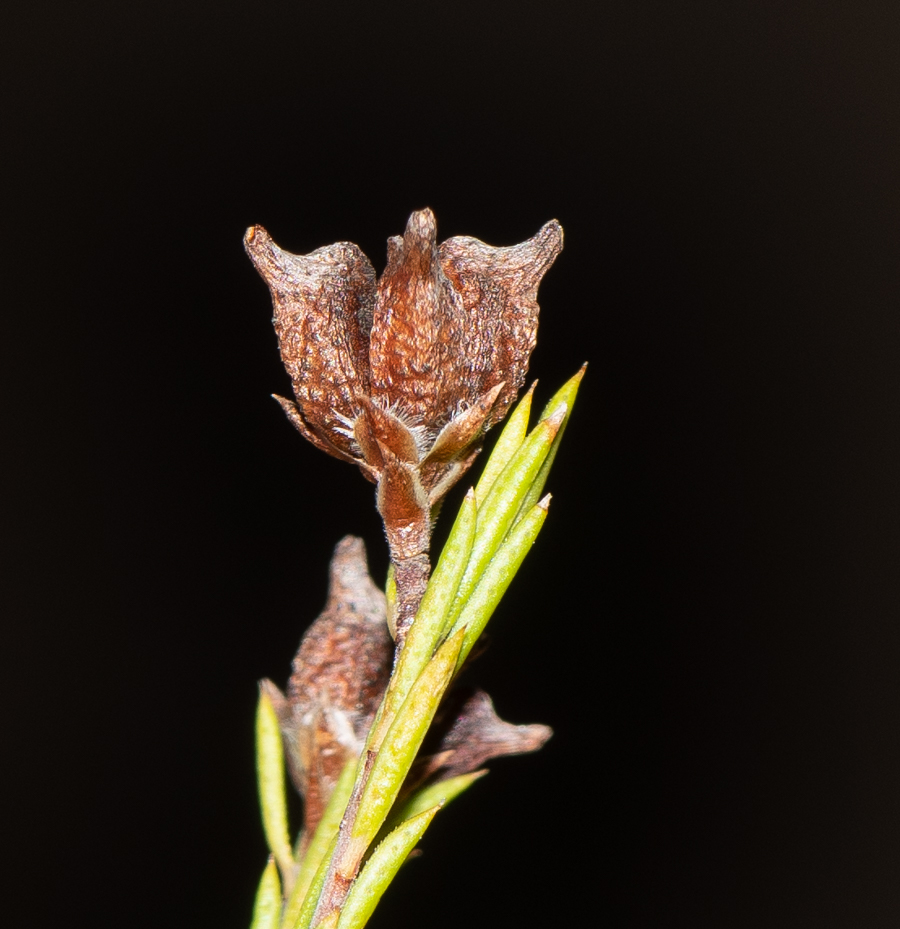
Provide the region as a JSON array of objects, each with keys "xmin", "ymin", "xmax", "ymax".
[{"xmin": 4, "ymin": 1, "xmax": 899, "ymax": 926}]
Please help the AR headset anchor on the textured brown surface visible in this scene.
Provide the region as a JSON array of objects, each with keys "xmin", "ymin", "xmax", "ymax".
[
  {"xmin": 244, "ymin": 209, "xmax": 562, "ymax": 506},
  {"xmin": 438, "ymin": 220, "xmax": 564, "ymax": 430},
  {"xmin": 263, "ymin": 536, "xmax": 391, "ymax": 845},
  {"xmin": 243, "ymin": 227, "xmax": 374, "ymax": 458},
  {"xmin": 367, "ymin": 210, "xmax": 468, "ymax": 430},
  {"xmin": 418, "ymin": 688, "xmax": 553, "ymax": 783}
]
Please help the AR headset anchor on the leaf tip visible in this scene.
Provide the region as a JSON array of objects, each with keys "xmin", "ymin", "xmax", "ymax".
[{"xmin": 542, "ymin": 403, "xmax": 568, "ymax": 432}]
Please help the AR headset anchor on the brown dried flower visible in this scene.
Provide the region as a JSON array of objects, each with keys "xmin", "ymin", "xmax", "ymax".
[
  {"xmin": 245, "ymin": 209, "xmax": 563, "ymax": 638},
  {"xmin": 261, "ymin": 537, "xmax": 391, "ymax": 855}
]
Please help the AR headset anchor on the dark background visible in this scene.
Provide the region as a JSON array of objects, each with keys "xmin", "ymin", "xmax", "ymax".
[{"xmin": 4, "ymin": 1, "xmax": 899, "ymax": 926}]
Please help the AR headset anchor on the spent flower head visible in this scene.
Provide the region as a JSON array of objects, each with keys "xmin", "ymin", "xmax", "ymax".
[
  {"xmin": 245, "ymin": 209, "xmax": 563, "ymax": 638},
  {"xmin": 245, "ymin": 210, "xmax": 561, "ymax": 496}
]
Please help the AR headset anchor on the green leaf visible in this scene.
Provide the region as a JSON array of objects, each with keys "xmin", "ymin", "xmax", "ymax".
[
  {"xmin": 448, "ymin": 495, "xmax": 550, "ymax": 665},
  {"xmin": 284, "ymin": 837, "xmax": 336, "ymax": 929},
  {"xmin": 351, "ymin": 628, "xmax": 465, "ymax": 847},
  {"xmin": 336, "ymin": 806, "xmax": 441, "ymax": 929},
  {"xmin": 250, "ymin": 858, "xmax": 282, "ymax": 929},
  {"xmin": 474, "ymin": 381, "xmax": 536, "ymax": 502},
  {"xmin": 383, "ymin": 770, "xmax": 486, "ymax": 834},
  {"xmin": 514, "ymin": 364, "xmax": 584, "ymax": 522},
  {"xmin": 282, "ymin": 760, "xmax": 357, "ymax": 929},
  {"xmin": 447, "ymin": 409, "xmax": 564, "ymax": 629},
  {"xmin": 256, "ymin": 687, "xmax": 294, "ymax": 879},
  {"xmin": 384, "ymin": 566, "xmax": 397, "ymax": 640}
]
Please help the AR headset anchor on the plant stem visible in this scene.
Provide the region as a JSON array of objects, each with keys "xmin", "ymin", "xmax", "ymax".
[{"xmin": 390, "ymin": 550, "xmax": 431, "ymax": 647}]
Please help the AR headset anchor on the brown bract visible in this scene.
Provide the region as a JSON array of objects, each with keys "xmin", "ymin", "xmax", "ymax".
[
  {"xmin": 261, "ymin": 537, "xmax": 392, "ymax": 855},
  {"xmin": 415, "ymin": 688, "xmax": 553, "ymax": 784}
]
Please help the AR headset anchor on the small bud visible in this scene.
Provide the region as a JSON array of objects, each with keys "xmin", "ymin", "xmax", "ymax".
[
  {"xmin": 267, "ymin": 537, "xmax": 391, "ymax": 848},
  {"xmin": 416, "ymin": 688, "xmax": 552, "ymax": 783}
]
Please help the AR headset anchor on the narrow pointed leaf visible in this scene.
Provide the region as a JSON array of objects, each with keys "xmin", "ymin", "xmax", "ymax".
[
  {"xmin": 283, "ymin": 760, "xmax": 357, "ymax": 929},
  {"xmin": 250, "ymin": 858, "xmax": 282, "ymax": 929},
  {"xmin": 449, "ymin": 496, "xmax": 550, "ymax": 664},
  {"xmin": 383, "ymin": 770, "xmax": 486, "ymax": 834},
  {"xmin": 514, "ymin": 364, "xmax": 584, "ymax": 522},
  {"xmin": 448, "ymin": 410, "xmax": 563, "ymax": 628},
  {"xmin": 336, "ymin": 806, "xmax": 441, "ymax": 929},
  {"xmin": 474, "ymin": 381, "xmax": 536, "ymax": 502},
  {"xmin": 536, "ymin": 363, "xmax": 585, "ymax": 423},
  {"xmin": 352, "ymin": 629, "xmax": 465, "ymax": 846},
  {"xmin": 284, "ymin": 837, "xmax": 336, "ymax": 929},
  {"xmin": 256, "ymin": 688, "xmax": 294, "ymax": 878}
]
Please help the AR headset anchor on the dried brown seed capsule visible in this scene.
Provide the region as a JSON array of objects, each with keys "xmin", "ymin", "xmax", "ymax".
[
  {"xmin": 245, "ymin": 209, "xmax": 562, "ymax": 502},
  {"xmin": 246, "ymin": 210, "xmax": 563, "ymax": 640}
]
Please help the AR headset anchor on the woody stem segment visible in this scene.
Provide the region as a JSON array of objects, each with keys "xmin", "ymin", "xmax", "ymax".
[
  {"xmin": 391, "ymin": 551, "xmax": 431, "ymax": 647},
  {"xmin": 375, "ymin": 451, "xmax": 435, "ymax": 647}
]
